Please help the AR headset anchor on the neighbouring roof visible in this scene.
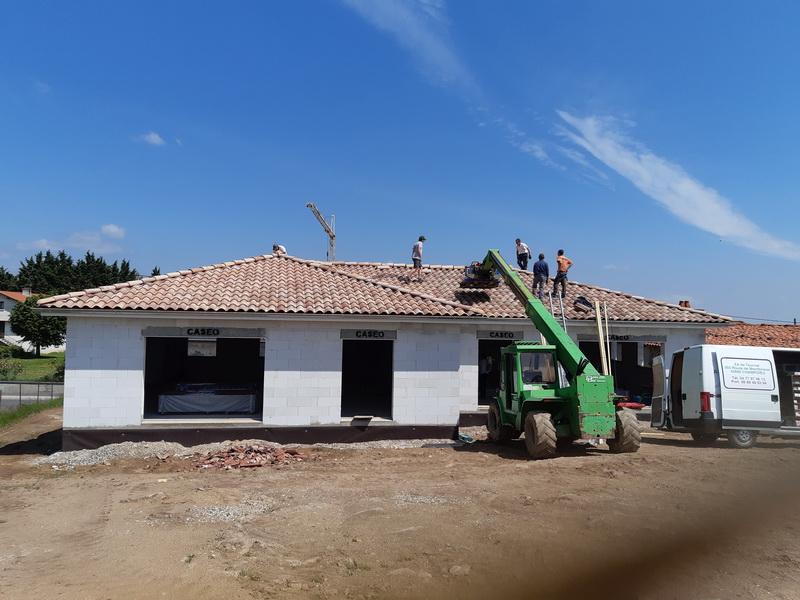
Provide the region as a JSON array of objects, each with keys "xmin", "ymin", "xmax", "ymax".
[
  {"xmin": 706, "ymin": 322, "xmax": 800, "ymax": 348},
  {"xmin": 36, "ymin": 253, "xmax": 731, "ymax": 324},
  {"xmin": 0, "ymin": 290, "xmax": 26, "ymax": 302}
]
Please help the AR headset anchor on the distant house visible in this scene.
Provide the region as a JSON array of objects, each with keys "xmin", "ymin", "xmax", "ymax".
[
  {"xmin": 0, "ymin": 290, "xmax": 28, "ymax": 345},
  {"xmin": 36, "ymin": 253, "xmax": 731, "ymax": 450},
  {"xmin": 707, "ymin": 322, "xmax": 800, "ymax": 348}
]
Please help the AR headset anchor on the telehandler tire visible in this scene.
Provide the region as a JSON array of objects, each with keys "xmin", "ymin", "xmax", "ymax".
[
  {"xmin": 726, "ymin": 429, "xmax": 758, "ymax": 449},
  {"xmin": 524, "ymin": 411, "xmax": 556, "ymax": 459},
  {"xmin": 487, "ymin": 402, "xmax": 515, "ymax": 442},
  {"xmin": 607, "ymin": 408, "xmax": 642, "ymax": 454}
]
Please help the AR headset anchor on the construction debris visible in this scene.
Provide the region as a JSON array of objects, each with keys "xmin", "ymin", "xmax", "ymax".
[{"xmin": 195, "ymin": 443, "xmax": 309, "ymax": 470}]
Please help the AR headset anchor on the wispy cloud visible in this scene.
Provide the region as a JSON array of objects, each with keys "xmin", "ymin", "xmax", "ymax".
[
  {"xmin": 17, "ymin": 225, "xmax": 126, "ymax": 255},
  {"xmin": 339, "ymin": 0, "xmax": 478, "ymax": 95},
  {"xmin": 101, "ymin": 224, "xmax": 125, "ymax": 239},
  {"xmin": 134, "ymin": 131, "xmax": 166, "ymax": 146},
  {"xmin": 556, "ymin": 111, "xmax": 800, "ymax": 261},
  {"xmin": 35, "ymin": 80, "xmax": 51, "ymax": 94}
]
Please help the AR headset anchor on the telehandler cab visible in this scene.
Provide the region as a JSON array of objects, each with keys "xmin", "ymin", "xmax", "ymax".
[{"xmin": 462, "ymin": 250, "xmax": 640, "ymax": 458}]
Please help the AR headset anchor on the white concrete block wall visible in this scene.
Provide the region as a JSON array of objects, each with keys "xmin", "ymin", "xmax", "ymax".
[
  {"xmin": 392, "ymin": 326, "xmax": 462, "ymax": 425},
  {"xmin": 63, "ymin": 317, "xmax": 144, "ymax": 428},
  {"xmin": 263, "ymin": 323, "xmax": 342, "ymax": 426}
]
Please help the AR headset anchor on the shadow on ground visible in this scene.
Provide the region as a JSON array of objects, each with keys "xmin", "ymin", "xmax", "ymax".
[{"xmin": 0, "ymin": 428, "xmax": 62, "ymax": 456}]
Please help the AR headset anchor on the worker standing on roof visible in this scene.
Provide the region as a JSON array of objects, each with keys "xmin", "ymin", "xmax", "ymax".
[
  {"xmin": 273, "ymin": 244, "xmax": 286, "ymax": 255},
  {"xmin": 411, "ymin": 235, "xmax": 426, "ymax": 282},
  {"xmin": 515, "ymin": 238, "xmax": 531, "ymax": 270},
  {"xmin": 553, "ymin": 249, "xmax": 573, "ymax": 298},
  {"xmin": 532, "ymin": 253, "xmax": 549, "ymax": 301}
]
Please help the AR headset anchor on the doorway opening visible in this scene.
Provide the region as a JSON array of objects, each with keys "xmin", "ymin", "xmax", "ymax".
[
  {"xmin": 478, "ymin": 339, "xmax": 514, "ymax": 405},
  {"xmin": 144, "ymin": 337, "xmax": 264, "ymax": 418},
  {"xmin": 341, "ymin": 339, "xmax": 393, "ymax": 419}
]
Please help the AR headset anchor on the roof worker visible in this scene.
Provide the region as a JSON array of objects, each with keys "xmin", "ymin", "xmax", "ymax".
[
  {"xmin": 272, "ymin": 244, "xmax": 286, "ymax": 255},
  {"xmin": 553, "ymin": 249, "xmax": 573, "ymax": 299},
  {"xmin": 532, "ymin": 253, "xmax": 549, "ymax": 301},
  {"xmin": 515, "ymin": 238, "xmax": 531, "ymax": 270},
  {"xmin": 411, "ymin": 235, "xmax": 426, "ymax": 282}
]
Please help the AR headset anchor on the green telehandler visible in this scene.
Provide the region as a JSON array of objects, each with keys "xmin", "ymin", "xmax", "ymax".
[{"xmin": 462, "ymin": 250, "xmax": 641, "ymax": 458}]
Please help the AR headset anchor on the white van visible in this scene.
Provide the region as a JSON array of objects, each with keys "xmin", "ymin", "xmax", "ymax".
[{"xmin": 651, "ymin": 344, "xmax": 800, "ymax": 448}]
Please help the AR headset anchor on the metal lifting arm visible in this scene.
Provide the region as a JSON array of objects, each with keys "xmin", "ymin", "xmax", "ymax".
[
  {"xmin": 306, "ymin": 203, "xmax": 335, "ymax": 238},
  {"xmin": 478, "ymin": 249, "xmax": 596, "ymax": 377},
  {"xmin": 306, "ymin": 202, "xmax": 336, "ymax": 261}
]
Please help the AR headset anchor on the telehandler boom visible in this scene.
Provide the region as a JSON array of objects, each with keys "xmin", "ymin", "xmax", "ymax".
[{"xmin": 462, "ymin": 250, "xmax": 640, "ymax": 458}]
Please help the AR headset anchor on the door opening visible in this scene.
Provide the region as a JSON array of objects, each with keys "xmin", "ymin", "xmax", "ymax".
[{"xmin": 341, "ymin": 339, "xmax": 393, "ymax": 419}]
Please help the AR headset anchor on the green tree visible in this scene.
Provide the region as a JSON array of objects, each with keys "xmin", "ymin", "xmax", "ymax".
[
  {"xmin": 16, "ymin": 250, "xmax": 76, "ymax": 295},
  {"xmin": 15, "ymin": 250, "xmax": 141, "ymax": 295},
  {"xmin": 8, "ymin": 295, "xmax": 67, "ymax": 357},
  {"xmin": 0, "ymin": 266, "xmax": 18, "ymax": 291},
  {"xmin": 150, "ymin": 266, "xmax": 161, "ymax": 277}
]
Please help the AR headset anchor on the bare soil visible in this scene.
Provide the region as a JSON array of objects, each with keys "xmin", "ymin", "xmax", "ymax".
[{"xmin": 2, "ymin": 408, "xmax": 800, "ymax": 600}]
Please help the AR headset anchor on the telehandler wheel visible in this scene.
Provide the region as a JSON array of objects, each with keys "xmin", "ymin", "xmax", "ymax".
[
  {"xmin": 607, "ymin": 408, "xmax": 642, "ymax": 454},
  {"xmin": 726, "ymin": 429, "xmax": 758, "ymax": 449},
  {"xmin": 487, "ymin": 402, "xmax": 515, "ymax": 442},
  {"xmin": 690, "ymin": 432, "xmax": 718, "ymax": 446},
  {"xmin": 524, "ymin": 411, "xmax": 557, "ymax": 459}
]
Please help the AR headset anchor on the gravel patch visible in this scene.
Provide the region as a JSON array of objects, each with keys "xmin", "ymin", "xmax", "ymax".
[{"xmin": 31, "ymin": 427, "xmax": 489, "ymax": 468}]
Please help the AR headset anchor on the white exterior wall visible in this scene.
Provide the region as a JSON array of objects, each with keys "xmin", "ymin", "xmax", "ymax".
[
  {"xmin": 63, "ymin": 317, "xmax": 145, "ymax": 427},
  {"xmin": 59, "ymin": 312, "xmax": 714, "ymax": 429}
]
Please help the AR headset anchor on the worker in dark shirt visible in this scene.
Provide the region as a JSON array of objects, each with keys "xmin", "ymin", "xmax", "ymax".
[{"xmin": 532, "ymin": 253, "xmax": 549, "ymax": 301}]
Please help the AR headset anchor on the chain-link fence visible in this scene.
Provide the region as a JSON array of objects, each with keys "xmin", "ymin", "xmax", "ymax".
[{"xmin": 0, "ymin": 381, "xmax": 64, "ymax": 412}]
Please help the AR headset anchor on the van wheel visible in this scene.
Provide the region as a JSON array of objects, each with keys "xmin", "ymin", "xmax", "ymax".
[
  {"xmin": 690, "ymin": 432, "xmax": 718, "ymax": 446},
  {"xmin": 607, "ymin": 408, "xmax": 642, "ymax": 454},
  {"xmin": 524, "ymin": 411, "xmax": 556, "ymax": 458},
  {"xmin": 727, "ymin": 429, "xmax": 758, "ymax": 449},
  {"xmin": 487, "ymin": 402, "xmax": 514, "ymax": 442}
]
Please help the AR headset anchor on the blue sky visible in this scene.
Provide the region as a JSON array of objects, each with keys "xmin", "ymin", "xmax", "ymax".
[{"xmin": 2, "ymin": 1, "xmax": 799, "ymax": 323}]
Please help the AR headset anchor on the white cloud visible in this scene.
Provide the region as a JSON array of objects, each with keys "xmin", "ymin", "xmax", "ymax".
[
  {"xmin": 556, "ymin": 111, "xmax": 800, "ymax": 261},
  {"xmin": 17, "ymin": 226, "xmax": 127, "ymax": 255},
  {"xmin": 339, "ymin": 0, "xmax": 478, "ymax": 94},
  {"xmin": 101, "ymin": 224, "xmax": 125, "ymax": 239},
  {"xmin": 135, "ymin": 131, "xmax": 166, "ymax": 146}
]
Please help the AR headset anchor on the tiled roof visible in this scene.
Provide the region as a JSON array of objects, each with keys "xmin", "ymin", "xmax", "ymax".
[
  {"xmin": 36, "ymin": 253, "xmax": 730, "ymax": 323},
  {"xmin": 0, "ymin": 291, "xmax": 26, "ymax": 302},
  {"xmin": 706, "ymin": 322, "xmax": 800, "ymax": 348}
]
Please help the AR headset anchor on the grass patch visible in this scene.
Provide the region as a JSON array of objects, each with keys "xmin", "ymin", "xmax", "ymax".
[
  {"xmin": 2, "ymin": 353, "xmax": 64, "ymax": 381},
  {"xmin": 0, "ymin": 397, "xmax": 63, "ymax": 429}
]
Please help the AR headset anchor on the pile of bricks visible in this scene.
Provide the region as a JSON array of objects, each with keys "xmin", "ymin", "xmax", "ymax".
[{"xmin": 195, "ymin": 443, "xmax": 309, "ymax": 469}]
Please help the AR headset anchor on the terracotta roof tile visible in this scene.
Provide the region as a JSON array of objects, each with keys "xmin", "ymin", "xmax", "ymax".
[
  {"xmin": 706, "ymin": 322, "xmax": 800, "ymax": 347},
  {"xmin": 0, "ymin": 290, "xmax": 27, "ymax": 302},
  {"xmin": 35, "ymin": 254, "xmax": 730, "ymax": 323}
]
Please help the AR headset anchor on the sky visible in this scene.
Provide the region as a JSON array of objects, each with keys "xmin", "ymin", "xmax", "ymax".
[{"xmin": 2, "ymin": 1, "xmax": 799, "ymax": 324}]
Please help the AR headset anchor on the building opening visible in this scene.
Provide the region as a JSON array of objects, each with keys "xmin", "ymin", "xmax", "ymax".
[
  {"xmin": 478, "ymin": 339, "xmax": 514, "ymax": 405},
  {"xmin": 578, "ymin": 340, "xmax": 659, "ymax": 403},
  {"xmin": 143, "ymin": 337, "xmax": 264, "ymax": 418},
  {"xmin": 341, "ymin": 339, "xmax": 393, "ymax": 419}
]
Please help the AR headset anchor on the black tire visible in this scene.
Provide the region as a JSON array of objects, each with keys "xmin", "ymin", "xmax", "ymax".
[
  {"xmin": 607, "ymin": 408, "xmax": 642, "ymax": 454},
  {"xmin": 726, "ymin": 429, "xmax": 758, "ymax": 449},
  {"xmin": 524, "ymin": 411, "xmax": 557, "ymax": 459},
  {"xmin": 690, "ymin": 432, "xmax": 718, "ymax": 446},
  {"xmin": 487, "ymin": 402, "xmax": 514, "ymax": 442}
]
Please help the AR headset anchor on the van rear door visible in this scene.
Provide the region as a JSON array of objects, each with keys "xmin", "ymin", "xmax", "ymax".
[
  {"xmin": 715, "ymin": 347, "xmax": 781, "ymax": 427},
  {"xmin": 651, "ymin": 355, "xmax": 667, "ymax": 427}
]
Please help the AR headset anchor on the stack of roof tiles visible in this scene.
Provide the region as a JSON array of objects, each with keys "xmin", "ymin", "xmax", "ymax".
[{"xmin": 36, "ymin": 253, "xmax": 731, "ymax": 324}]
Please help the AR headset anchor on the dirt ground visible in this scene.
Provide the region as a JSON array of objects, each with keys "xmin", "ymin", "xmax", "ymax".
[{"xmin": 2, "ymin": 409, "xmax": 800, "ymax": 600}]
